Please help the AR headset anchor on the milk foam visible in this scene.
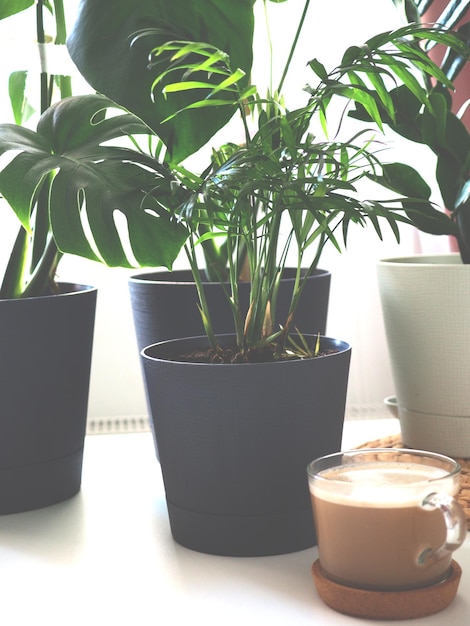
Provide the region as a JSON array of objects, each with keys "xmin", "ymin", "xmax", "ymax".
[{"xmin": 310, "ymin": 462, "xmax": 453, "ymax": 506}]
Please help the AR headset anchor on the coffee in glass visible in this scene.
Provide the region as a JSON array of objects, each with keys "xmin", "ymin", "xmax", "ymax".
[{"xmin": 307, "ymin": 449, "xmax": 466, "ymax": 591}]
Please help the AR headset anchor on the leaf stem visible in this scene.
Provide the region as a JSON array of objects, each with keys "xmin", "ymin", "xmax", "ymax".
[{"xmin": 277, "ymin": 0, "xmax": 311, "ymax": 94}]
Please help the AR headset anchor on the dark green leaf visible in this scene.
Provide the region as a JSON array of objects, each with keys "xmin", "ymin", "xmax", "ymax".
[
  {"xmin": 8, "ymin": 71, "xmax": 35, "ymax": 125},
  {"xmin": 0, "ymin": 127, "xmax": 54, "ymax": 228},
  {"xmin": 436, "ymin": 153, "xmax": 465, "ymax": 212},
  {"xmin": 37, "ymin": 94, "xmax": 151, "ymax": 154},
  {"xmin": 421, "ymin": 91, "xmax": 449, "ymax": 150},
  {"xmin": 0, "ymin": 95, "xmax": 189, "ymax": 268},
  {"xmin": 402, "ymin": 199, "xmax": 458, "ymax": 235},
  {"xmin": 372, "ymin": 162, "xmax": 432, "ymax": 199},
  {"xmin": 308, "ymin": 58, "xmax": 328, "ymax": 81},
  {"xmin": 0, "ymin": 0, "xmax": 33, "ymax": 19},
  {"xmin": 368, "ymin": 162, "xmax": 456, "ymax": 235},
  {"xmin": 341, "ymin": 46, "xmax": 362, "ymax": 66},
  {"xmin": 49, "ymin": 159, "xmax": 189, "ymax": 267},
  {"xmin": 67, "ymin": 0, "xmax": 255, "ymax": 164}
]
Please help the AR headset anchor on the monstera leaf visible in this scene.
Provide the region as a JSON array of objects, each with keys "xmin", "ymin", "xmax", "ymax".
[
  {"xmin": 0, "ymin": 95, "xmax": 189, "ymax": 268},
  {"xmin": 67, "ymin": 0, "xmax": 255, "ymax": 164}
]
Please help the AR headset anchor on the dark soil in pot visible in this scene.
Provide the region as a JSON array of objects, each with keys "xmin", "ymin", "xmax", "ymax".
[{"xmin": 164, "ymin": 338, "xmax": 338, "ymax": 364}]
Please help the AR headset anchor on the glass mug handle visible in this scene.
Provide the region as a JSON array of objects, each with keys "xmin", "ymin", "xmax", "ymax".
[{"xmin": 419, "ymin": 492, "xmax": 467, "ymax": 564}]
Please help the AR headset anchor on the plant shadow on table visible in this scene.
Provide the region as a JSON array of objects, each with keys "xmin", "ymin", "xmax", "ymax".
[
  {"xmin": 0, "ymin": 495, "xmax": 86, "ymax": 563},
  {"xmin": 168, "ymin": 540, "xmax": 317, "ymax": 609}
]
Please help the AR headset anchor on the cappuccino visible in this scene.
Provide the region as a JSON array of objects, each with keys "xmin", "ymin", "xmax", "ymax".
[{"xmin": 309, "ymin": 460, "xmax": 459, "ymax": 590}]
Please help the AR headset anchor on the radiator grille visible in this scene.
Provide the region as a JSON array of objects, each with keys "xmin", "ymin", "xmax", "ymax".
[{"xmin": 87, "ymin": 416, "xmax": 151, "ymax": 435}]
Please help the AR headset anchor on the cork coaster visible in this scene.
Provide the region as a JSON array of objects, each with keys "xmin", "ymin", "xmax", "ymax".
[
  {"xmin": 356, "ymin": 434, "xmax": 470, "ymax": 530},
  {"xmin": 311, "ymin": 559, "xmax": 462, "ymax": 620}
]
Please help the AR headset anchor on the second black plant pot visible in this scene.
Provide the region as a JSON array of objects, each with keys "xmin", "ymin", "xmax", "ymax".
[{"xmin": 129, "ymin": 267, "xmax": 331, "ymax": 351}]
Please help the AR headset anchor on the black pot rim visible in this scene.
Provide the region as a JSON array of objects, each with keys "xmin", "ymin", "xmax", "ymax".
[
  {"xmin": 129, "ymin": 267, "xmax": 331, "ymax": 285},
  {"xmin": 0, "ymin": 282, "xmax": 96, "ymax": 303}
]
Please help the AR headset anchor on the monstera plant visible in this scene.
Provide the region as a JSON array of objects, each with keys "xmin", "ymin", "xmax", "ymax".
[
  {"xmin": 0, "ymin": 0, "xmax": 468, "ymax": 357},
  {"xmin": 0, "ymin": 1, "xmax": 98, "ymax": 515}
]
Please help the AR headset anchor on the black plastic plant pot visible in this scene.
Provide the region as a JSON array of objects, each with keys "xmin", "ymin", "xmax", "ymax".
[
  {"xmin": 0, "ymin": 283, "xmax": 97, "ymax": 514},
  {"xmin": 141, "ymin": 334, "xmax": 351, "ymax": 557},
  {"xmin": 129, "ymin": 267, "xmax": 331, "ymax": 351}
]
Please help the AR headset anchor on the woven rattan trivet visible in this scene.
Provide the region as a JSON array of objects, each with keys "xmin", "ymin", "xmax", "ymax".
[{"xmin": 357, "ymin": 434, "xmax": 470, "ymax": 530}]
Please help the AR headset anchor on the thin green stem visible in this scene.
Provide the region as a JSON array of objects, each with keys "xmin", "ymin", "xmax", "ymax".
[
  {"xmin": 262, "ymin": 0, "xmax": 274, "ymax": 94},
  {"xmin": 277, "ymin": 0, "xmax": 311, "ymax": 94},
  {"xmin": 22, "ymin": 237, "xmax": 62, "ymax": 298},
  {"xmin": 184, "ymin": 239, "xmax": 219, "ymax": 348},
  {"xmin": 225, "ymin": 227, "xmax": 244, "ymax": 348},
  {"xmin": 53, "ymin": 0, "xmax": 67, "ymax": 44},
  {"xmin": 238, "ymin": 97, "xmax": 253, "ymax": 148}
]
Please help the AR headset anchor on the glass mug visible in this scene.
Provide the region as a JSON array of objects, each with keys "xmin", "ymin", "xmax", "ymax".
[{"xmin": 307, "ymin": 448, "xmax": 467, "ymax": 591}]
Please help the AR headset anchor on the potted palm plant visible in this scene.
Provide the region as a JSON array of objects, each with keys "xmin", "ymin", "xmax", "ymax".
[
  {"xmin": 0, "ymin": 0, "xmax": 466, "ymax": 551},
  {"xmin": 0, "ymin": 1, "xmax": 97, "ymax": 514},
  {"xmin": 352, "ymin": 0, "xmax": 470, "ymax": 457}
]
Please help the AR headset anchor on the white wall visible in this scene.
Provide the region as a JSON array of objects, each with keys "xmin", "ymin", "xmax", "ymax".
[{"xmin": 1, "ymin": 0, "xmax": 451, "ymax": 422}]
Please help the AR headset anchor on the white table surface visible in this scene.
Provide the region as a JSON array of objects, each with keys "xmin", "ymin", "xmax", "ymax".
[{"xmin": 1, "ymin": 418, "xmax": 469, "ymax": 625}]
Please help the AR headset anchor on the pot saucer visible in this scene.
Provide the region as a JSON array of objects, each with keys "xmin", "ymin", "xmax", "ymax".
[{"xmin": 311, "ymin": 559, "xmax": 462, "ymax": 620}]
